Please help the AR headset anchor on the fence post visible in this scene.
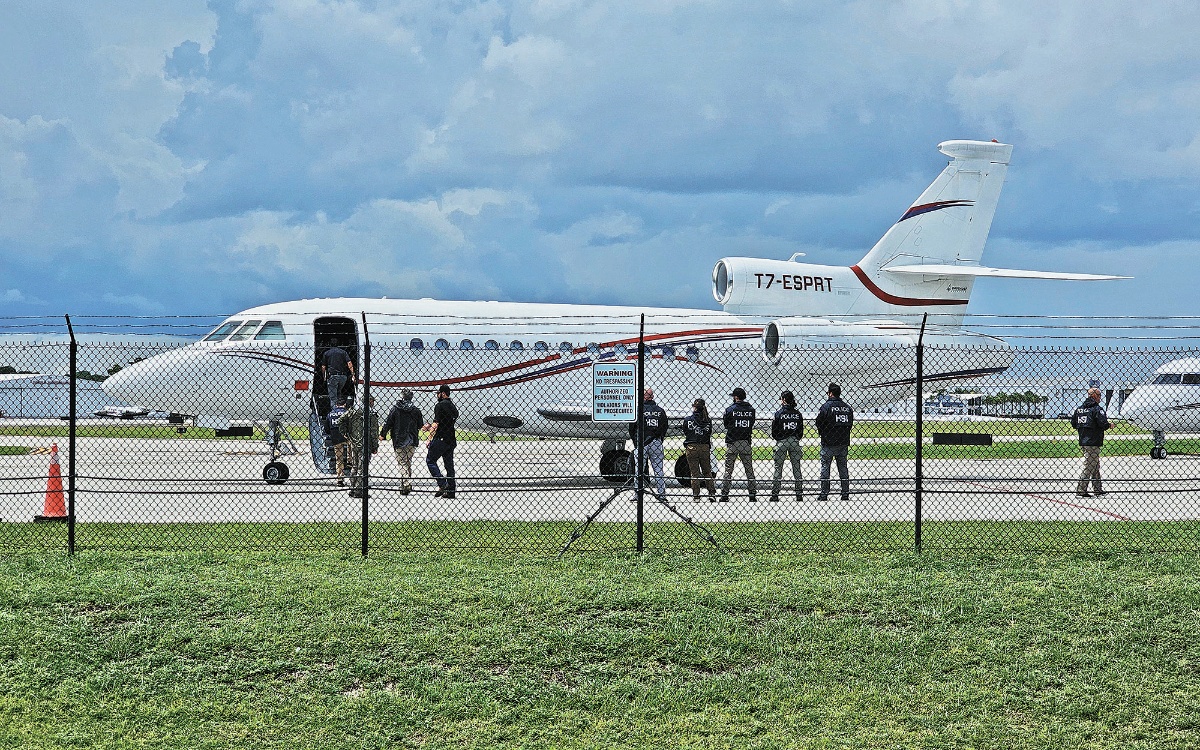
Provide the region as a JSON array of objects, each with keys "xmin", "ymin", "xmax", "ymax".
[
  {"xmin": 361, "ymin": 311, "xmax": 370, "ymax": 558},
  {"xmin": 635, "ymin": 314, "xmax": 645, "ymax": 553},
  {"xmin": 65, "ymin": 315, "xmax": 76, "ymax": 556},
  {"xmin": 915, "ymin": 313, "xmax": 927, "ymax": 554}
]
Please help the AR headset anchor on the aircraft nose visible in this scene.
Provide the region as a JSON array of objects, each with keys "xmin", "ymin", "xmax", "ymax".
[
  {"xmin": 102, "ymin": 358, "xmax": 148, "ymax": 406},
  {"xmin": 102, "ymin": 349, "xmax": 194, "ymax": 410}
]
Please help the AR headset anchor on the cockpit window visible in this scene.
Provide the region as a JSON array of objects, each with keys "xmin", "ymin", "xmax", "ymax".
[
  {"xmin": 254, "ymin": 321, "xmax": 286, "ymax": 340},
  {"xmin": 227, "ymin": 320, "xmax": 261, "ymax": 341},
  {"xmin": 1154, "ymin": 374, "xmax": 1183, "ymax": 385},
  {"xmin": 203, "ymin": 320, "xmax": 242, "ymax": 341}
]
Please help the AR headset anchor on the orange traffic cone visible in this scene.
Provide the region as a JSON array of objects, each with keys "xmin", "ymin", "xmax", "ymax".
[{"xmin": 34, "ymin": 443, "xmax": 67, "ymax": 522}]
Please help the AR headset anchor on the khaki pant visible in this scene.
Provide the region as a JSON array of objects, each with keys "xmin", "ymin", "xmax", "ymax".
[
  {"xmin": 333, "ymin": 442, "xmax": 353, "ymax": 480},
  {"xmin": 393, "ymin": 445, "xmax": 415, "ymax": 490},
  {"xmin": 684, "ymin": 443, "xmax": 716, "ymax": 500},
  {"xmin": 1077, "ymin": 445, "xmax": 1103, "ymax": 494},
  {"xmin": 720, "ymin": 440, "xmax": 756, "ymax": 501},
  {"xmin": 771, "ymin": 437, "xmax": 802, "ymax": 501}
]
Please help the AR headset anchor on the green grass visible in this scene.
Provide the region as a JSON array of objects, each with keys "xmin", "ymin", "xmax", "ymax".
[
  {"xmin": 666, "ymin": 436, "xmax": 1200, "ymax": 463},
  {"xmin": 2, "ymin": 551, "xmax": 1199, "ymax": 748},
  {"xmin": 0, "ymin": 445, "xmax": 29, "ymax": 455},
  {"xmin": 4, "ymin": 519, "xmax": 1200, "ymax": 556}
]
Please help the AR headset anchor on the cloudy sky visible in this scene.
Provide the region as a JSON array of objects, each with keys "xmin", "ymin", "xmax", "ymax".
[{"xmin": 2, "ymin": 0, "xmax": 1198, "ymax": 324}]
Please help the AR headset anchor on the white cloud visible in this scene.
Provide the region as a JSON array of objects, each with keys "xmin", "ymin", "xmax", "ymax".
[{"xmin": 0, "ymin": 0, "xmax": 1198, "ymax": 320}]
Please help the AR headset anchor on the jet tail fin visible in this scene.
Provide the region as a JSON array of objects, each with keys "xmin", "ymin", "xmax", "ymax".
[{"xmin": 858, "ymin": 140, "xmax": 1013, "ymax": 274}]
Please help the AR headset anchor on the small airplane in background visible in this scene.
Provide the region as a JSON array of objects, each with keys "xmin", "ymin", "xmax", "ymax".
[
  {"xmin": 104, "ymin": 139, "xmax": 1128, "ymax": 484},
  {"xmin": 93, "ymin": 405, "xmax": 151, "ymax": 419},
  {"xmin": 1122, "ymin": 358, "xmax": 1200, "ymax": 458}
]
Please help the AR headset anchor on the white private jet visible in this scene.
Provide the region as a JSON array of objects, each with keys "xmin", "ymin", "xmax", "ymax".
[
  {"xmin": 1121, "ymin": 358, "xmax": 1200, "ymax": 458},
  {"xmin": 103, "ymin": 139, "xmax": 1127, "ymax": 484}
]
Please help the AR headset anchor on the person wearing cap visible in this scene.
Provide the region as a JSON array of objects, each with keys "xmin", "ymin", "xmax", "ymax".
[
  {"xmin": 770, "ymin": 390, "xmax": 804, "ymax": 502},
  {"xmin": 380, "ymin": 389, "xmax": 423, "ymax": 495},
  {"xmin": 815, "ymin": 383, "xmax": 854, "ymax": 502},
  {"xmin": 424, "ymin": 384, "xmax": 459, "ymax": 498},
  {"xmin": 1071, "ymin": 386, "xmax": 1111, "ymax": 498},
  {"xmin": 628, "ymin": 387, "xmax": 669, "ymax": 499},
  {"xmin": 720, "ymin": 387, "xmax": 757, "ymax": 502}
]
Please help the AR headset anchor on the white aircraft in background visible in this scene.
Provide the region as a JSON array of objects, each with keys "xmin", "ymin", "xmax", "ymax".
[
  {"xmin": 1122, "ymin": 358, "xmax": 1200, "ymax": 458},
  {"xmin": 104, "ymin": 139, "xmax": 1127, "ymax": 484}
]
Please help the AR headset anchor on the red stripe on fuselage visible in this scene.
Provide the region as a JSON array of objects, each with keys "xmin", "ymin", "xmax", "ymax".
[{"xmin": 850, "ymin": 265, "xmax": 968, "ymax": 307}]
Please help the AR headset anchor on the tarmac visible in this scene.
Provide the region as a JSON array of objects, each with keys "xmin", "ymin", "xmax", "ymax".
[{"xmin": 3, "ymin": 433, "xmax": 1200, "ymax": 525}]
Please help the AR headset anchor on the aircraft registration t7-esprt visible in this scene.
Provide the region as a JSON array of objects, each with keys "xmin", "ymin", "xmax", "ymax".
[{"xmin": 103, "ymin": 139, "xmax": 1126, "ymax": 483}]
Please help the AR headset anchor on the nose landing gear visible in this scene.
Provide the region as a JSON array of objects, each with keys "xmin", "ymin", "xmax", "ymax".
[
  {"xmin": 263, "ymin": 418, "xmax": 299, "ymax": 484},
  {"xmin": 1150, "ymin": 429, "xmax": 1168, "ymax": 460}
]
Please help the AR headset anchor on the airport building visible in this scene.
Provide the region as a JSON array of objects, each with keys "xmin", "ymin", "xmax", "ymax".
[{"xmin": 0, "ymin": 374, "xmax": 117, "ymax": 419}]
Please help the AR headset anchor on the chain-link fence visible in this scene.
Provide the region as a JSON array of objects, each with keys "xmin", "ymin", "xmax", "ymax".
[{"xmin": 3, "ymin": 315, "xmax": 1199, "ymax": 554}]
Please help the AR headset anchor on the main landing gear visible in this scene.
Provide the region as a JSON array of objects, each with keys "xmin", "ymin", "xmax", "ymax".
[
  {"xmin": 263, "ymin": 418, "xmax": 299, "ymax": 484},
  {"xmin": 599, "ymin": 439, "xmax": 632, "ymax": 483}
]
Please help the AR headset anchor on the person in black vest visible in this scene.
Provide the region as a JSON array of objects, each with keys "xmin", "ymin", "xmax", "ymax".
[
  {"xmin": 424, "ymin": 384, "xmax": 459, "ymax": 498},
  {"xmin": 815, "ymin": 383, "xmax": 854, "ymax": 502},
  {"xmin": 720, "ymin": 387, "xmax": 756, "ymax": 502},
  {"xmin": 326, "ymin": 397, "xmax": 351, "ymax": 486},
  {"xmin": 682, "ymin": 398, "xmax": 717, "ymax": 502},
  {"xmin": 1071, "ymin": 386, "xmax": 1111, "ymax": 498},
  {"xmin": 770, "ymin": 390, "xmax": 804, "ymax": 502},
  {"xmin": 322, "ymin": 339, "xmax": 355, "ymax": 408},
  {"xmin": 628, "ymin": 387, "xmax": 668, "ymax": 499},
  {"xmin": 380, "ymin": 389, "xmax": 423, "ymax": 495}
]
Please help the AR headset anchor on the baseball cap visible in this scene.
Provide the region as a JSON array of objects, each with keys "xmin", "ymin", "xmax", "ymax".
[
  {"xmin": 730, "ymin": 387, "xmax": 746, "ymax": 399},
  {"xmin": 437, "ymin": 384, "xmax": 451, "ymax": 395}
]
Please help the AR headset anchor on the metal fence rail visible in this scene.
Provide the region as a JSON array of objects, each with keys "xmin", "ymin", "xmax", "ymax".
[{"xmin": 2, "ymin": 314, "xmax": 1199, "ymax": 554}]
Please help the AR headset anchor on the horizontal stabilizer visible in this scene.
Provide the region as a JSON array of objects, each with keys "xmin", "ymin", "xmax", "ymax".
[{"xmin": 883, "ymin": 264, "xmax": 1130, "ymax": 281}]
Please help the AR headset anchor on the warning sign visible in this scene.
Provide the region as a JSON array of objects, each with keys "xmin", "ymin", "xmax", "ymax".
[{"xmin": 592, "ymin": 363, "xmax": 637, "ymax": 422}]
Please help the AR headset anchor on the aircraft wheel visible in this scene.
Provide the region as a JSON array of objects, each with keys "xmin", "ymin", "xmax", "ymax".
[
  {"xmin": 674, "ymin": 454, "xmax": 692, "ymax": 487},
  {"xmin": 1150, "ymin": 446, "xmax": 1167, "ymax": 460},
  {"xmin": 264, "ymin": 461, "xmax": 290, "ymax": 485},
  {"xmin": 600, "ymin": 449, "xmax": 632, "ymax": 483}
]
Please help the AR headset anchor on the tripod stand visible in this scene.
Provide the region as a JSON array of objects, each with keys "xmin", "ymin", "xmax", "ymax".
[{"xmin": 558, "ymin": 470, "xmax": 723, "ymax": 557}]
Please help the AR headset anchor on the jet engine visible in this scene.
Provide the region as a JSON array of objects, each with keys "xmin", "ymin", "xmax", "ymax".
[
  {"xmin": 713, "ymin": 256, "xmax": 848, "ymax": 316},
  {"xmin": 761, "ymin": 317, "xmax": 916, "ymax": 374}
]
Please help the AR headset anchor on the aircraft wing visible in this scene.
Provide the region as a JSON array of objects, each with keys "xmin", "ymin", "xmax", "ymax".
[{"xmin": 883, "ymin": 264, "xmax": 1130, "ymax": 281}]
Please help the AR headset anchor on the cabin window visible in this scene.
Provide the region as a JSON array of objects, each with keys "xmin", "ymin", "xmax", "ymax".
[
  {"xmin": 586, "ymin": 342, "xmax": 601, "ymax": 357},
  {"xmin": 484, "ymin": 340, "xmax": 500, "ymax": 351},
  {"xmin": 228, "ymin": 320, "xmax": 261, "ymax": 341},
  {"xmin": 613, "ymin": 343, "xmax": 628, "ymax": 357},
  {"xmin": 459, "ymin": 339, "xmax": 474, "ymax": 351},
  {"xmin": 254, "ymin": 321, "xmax": 286, "ymax": 340},
  {"xmin": 659, "ymin": 345, "xmax": 675, "ymax": 358},
  {"xmin": 1184, "ymin": 374, "xmax": 1200, "ymax": 385},
  {"xmin": 559, "ymin": 342, "xmax": 573, "ymax": 354},
  {"xmin": 409, "ymin": 338, "xmax": 425, "ymax": 352},
  {"xmin": 509, "ymin": 341, "xmax": 524, "ymax": 351},
  {"xmin": 685, "ymin": 345, "xmax": 700, "ymax": 362},
  {"xmin": 203, "ymin": 321, "xmax": 242, "ymax": 341},
  {"xmin": 534, "ymin": 341, "xmax": 549, "ymax": 352},
  {"xmin": 1154, "ymin": 374, "xmax": 1182, "ymax": 385},
  {"xmin": 434, "ymin": 338, "xmax": 450, "ymax": 351}
]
